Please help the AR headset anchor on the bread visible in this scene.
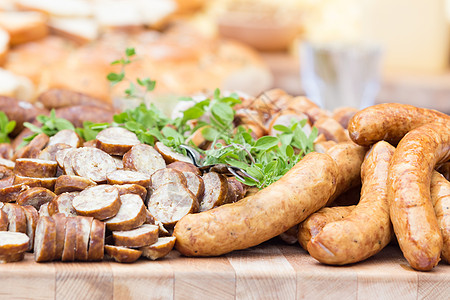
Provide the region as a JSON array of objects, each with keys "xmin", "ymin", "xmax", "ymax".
[
  {"xmin": 0, "ymin": 11, "xmax": 48, "ymax": 45},
  {"xmin": 48, "ymin": 17, "xmax": 99, "ymax": 44},
  {"xmin": 16, "ymin": 0, "xmax": 92, "ymax": 18}
]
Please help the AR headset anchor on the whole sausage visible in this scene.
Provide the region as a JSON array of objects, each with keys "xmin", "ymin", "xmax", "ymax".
[
  {"xmin": 173, "ymin": 152, "xmax": 338, "ymax": 256},
  {"xmin": 308, "ymin": 141, "xmax": 394, "ymax": 265},
  {"xmin": 430, "ymin": 172, "xmax": 450, "ymax": 263},
  {"xmin": 348, "ymin": 103, "xmax": 450, "ymax": 146},
  {"xmin": 38, "ymin": 89, "xmax": 113, "ymax": 111},
  {"xmin": 388, "ymin": 122, "xmax": 450, "ymax": 271}
]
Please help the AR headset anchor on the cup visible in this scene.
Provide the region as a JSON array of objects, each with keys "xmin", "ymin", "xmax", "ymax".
[{"xmin": 300, "ymin": 41, "xmax": 382, "ymax": 111}]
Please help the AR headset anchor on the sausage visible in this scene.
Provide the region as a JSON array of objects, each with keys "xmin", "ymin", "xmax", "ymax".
[
  {"xmin": 48, "ymin": 129, "xmax": 83, "ymax": 148},
  {"xmin": 14, "ymin": 158, "xmax": 58, "ymax": 178},
  {"xmin": 0, "ymin": 165, "xmax": 15, "ymax": 188},
  {"xmin": 54, "ymin": 175, "xmax": 96, "ymax": 194},
  {"xmin": 150, "ymin": 168, "xmax": 187, "ymax": 191},
  {"xmin": 308, "ymin": 141, "xmax": 395, "ymax": 265},
  {"xmin": 104, "ymin": 194, "xmax": 147, "ymax": 231},
  {"xmin": 88, "ymin": 219, "xmax": 105, "ymax": 261},
  {"xmin": 34, "ymin": 216, "xmax": 56, "ymax": 262},
  {"xmin": 48, "ymin": 192, "xmax": 78, "ymax": 216},
  {"xmin": 16, "ymin": 187, "xmax": 56, "ymax": 210},
  {"xmin": 21, "ymin": 206, "xmax": 39, "ymax": 251},
  {"xmin": 154, "ymin": 142, "xmax": 192, "ymax": 164},
  {"xmin": 55, "ymin": 105, "xmax": 114, "ymax": 128},
  {"xmin": 2, "ymin": 203, "xmax": 27, "ymax": 233},
  {"xmin": 75, "ymin": 216, "xmax": 93, "ymax": 261},
  {"xmin": 348, "ymin": 103, "xmax": 450, "ymax": 146},
  {"xmin": 430, "ymin": 172, "xmax": 450, "ymax": 263},
  {"xmin": 55, "ymin": 147, "xmax": 73, "ymax": 169},
  {"xmin": 0, "ymin": 231, "xmax": 29, "ymax": 255},
  {"xmin": 183, "ymin": 172, "xmax": 205, "ymax": 201},
  {"xmin": 224, "ymin": 177, "xmax": 246, "ymax": 204},
  {"xmin": 0, "ymin": 184, "xmax": 29, "ymax": 202},
  {"xmin": 112, "ymin": 224, "xmax": 159, "ymax": 248},
  {"xmin": 0, "ymin": 158, "xmax": 15, "ymax": 169},
  {"xmin": 174, "ymin": 152, "xmax": 338, "ymax": 256},
  {"xmin": 52, "ymin": 213, "xmax": 67, "ymax": 260},
  {"xmin": 167, "ymin": 161, "xmax": 201, "ymax": 176},
  {"xmin": 106, "ymin": 170, "xmax": 151, "ymax": 188},
  {"xmin": 72, "ymin": 147, "xmax": 117, "ymax": 183},
  {"xmin": 304, "ymin": 106, "xmax": 330, "ymax": 124},
  {"xmin": 61, "ymin": 217, "xmax": 77, "ymax": 262},
  {"xmin": 298, "ymin": 206, "xmax": 355, "ymax": 250},
  {"xmin": 313, "ymin": 140, "xmax": 337, "ymax": 154},
  {"xmin": 0, "ymin": 252, "xmax": 26, "ymax": 263},
  {"xmin": 332, "ymin": 107, "xmax": 358, "ymax": 129},
  {"xmin": 199, "ymin": 172, "xmax": 228, "ymax": 212},
  {"xmin": 13, "ymin": 175, "xmax": 56, "ymax": 190},
  {"xmin": 96, "ymin": 127, "xmax": 140, "ymax": 156},
  {"xmin": 314, "ymin": 117, "xmax": 350, "ymax": 143},
  {"xmin": 388, "ymin": 122, "xmax": 450, "ymax": 271},
  {"xmin": 123, "ymin": 144, "xmax": 166, "ymax": 176},
  {"xmin": 325, "ymin": 142, "xmax": 367, "ymax": 205},
  {"xmin": 13, "ymin": 133, "xmax": 49, "ymax": 159},
  {"xmin": 140, "ymin": 236, "xmax": 176, "ymax": 260},
  {"xmin": 72, "ymin": 185, "xmax": 121, "ymax": 220},
  {"xmin": 38, "ymin": 143, "xmax": 73, "ymax": 161},
  {"xmin": 0, "ymin": 209, "xmax": 8, "ymax": 231},
  {"xmin": 38, "ymin": 89, "xmax": 113, "ymax": 111},
  {"xmin": 104, "ymin": 245, "xmax": 142, "ymax": 263},
  {"xmin": 148, "ymin": 182, "xmax": 198, "ymax": 227},
  {"xmin": 0, "ymin": 143, "xmax": 13, "ymax": 160},
  {"xmin": 114, "ymin": 184, "xmax": 147, "ymax": 202}
]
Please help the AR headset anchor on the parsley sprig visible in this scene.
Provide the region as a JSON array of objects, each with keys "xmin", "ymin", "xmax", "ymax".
[{"xmin": 0, "ymin": 112, "xmax": 16, "ymax": 143}]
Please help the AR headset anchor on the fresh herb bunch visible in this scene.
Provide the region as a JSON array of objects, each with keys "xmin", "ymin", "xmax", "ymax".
[
  {"xmin": 76, "ymin": 121, "xmax": 110, "ymax": 141},
  {"xmin": 107, "ymin": 47, "xmax": 156, "ymax": 98},
  {"xmin": 0, "ymin": 112, "xmax": 15, "ymax": 143}
]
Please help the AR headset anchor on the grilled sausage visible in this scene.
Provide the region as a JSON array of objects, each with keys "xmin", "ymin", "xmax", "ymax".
[
  {"xmin": 104, "ymin": 245, "xmax": 142, "ymax": 263},
  {"xmin": 113, "ymin": 224, "xmax": 159, "ymax": 248},
  {"xmin": 72, "ymin": 147, "xmax": 117, "ymax": 183},
  {"xmin": 140, "ymin": 236, "xmax": 176, "ymax": 260},
  {"xmin": 72, "ymin": 185, "xmax": 120, "ymax": 220},
  {"xmin": 430, "ymin": 172, "xmax": 450, "ymax": 263},
  {"xmin": 0, "ymin": 231, "xmax": 29, "ymax": 255},
  {"xmin": 96, "ymin": 127, "xmax": 140, "ymax": 156},
  {"xmin": 16, "ymin": 187, "xmax": 56, "ymax": 210},
  {"xmin": 123, "ymin": 144, "xmax": 166, "ymax": 176},
  {"xmin": 105, "ymin": 194, "xmax": 147, "ymax": 231}
]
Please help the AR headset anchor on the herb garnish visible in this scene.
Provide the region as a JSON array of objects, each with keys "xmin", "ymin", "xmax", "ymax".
[{"xmin": 0, "ymin": 112, "xmax": 16, "ymax": 143}]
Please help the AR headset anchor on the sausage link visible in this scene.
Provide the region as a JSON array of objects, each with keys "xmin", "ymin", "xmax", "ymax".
[
  {"xmin": 430, "ymin": 172, "xmax": 450, "ymax": 263},
  {"xmin": 348, "ymin": 103, "xmax": 450, "ymax": 146},
  {"xmin": 173, "ymin": 152, "xmax": 338, "ymax": 256},
  {"xmin": 308, "ymin": 141, "xmax": 394, "ymax": 265},
  {"xmin": 388, "ymin": 122, "xmax": 450, "ymax": 271}
]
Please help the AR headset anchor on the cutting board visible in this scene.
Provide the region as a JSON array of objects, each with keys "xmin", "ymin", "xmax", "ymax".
[{"xmin": 0, "ymin": 241, "xmax": 448, "ymax": 300}]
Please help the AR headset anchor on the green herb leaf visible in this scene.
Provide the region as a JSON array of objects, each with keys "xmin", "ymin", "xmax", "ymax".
[{"xmin": 254, "ymin": 136, "xmax": 279, "ymax": 150}]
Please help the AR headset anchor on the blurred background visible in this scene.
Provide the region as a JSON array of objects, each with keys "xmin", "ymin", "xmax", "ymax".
[{"xmin": 0, "ymin": 0, "xmax": 449, "ymax": 113}]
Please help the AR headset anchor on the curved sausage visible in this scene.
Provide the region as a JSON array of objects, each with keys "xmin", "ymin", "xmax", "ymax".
[
  {"xmin": 388, "ymin": 122, "xmax": 450, "ymax": 271},
  {"xmin": 308, "ymin": 141, "xmax": 394, "ymax": 265},
  {"xmin": 348, "ymin": 103, "xmax": 450, "ymax": 146},
  {"xmin": 430, "ymin": 172, "xmax": 450, "ymax": 263},
  {"xmin": 174, "ymin": 152, "xmax": 338, "ymax": 256}
]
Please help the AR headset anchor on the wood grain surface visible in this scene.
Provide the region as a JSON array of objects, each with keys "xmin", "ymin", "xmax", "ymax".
[{"xmin": 0, "ymin": 241, "xmax": 449, "ymax": 300}]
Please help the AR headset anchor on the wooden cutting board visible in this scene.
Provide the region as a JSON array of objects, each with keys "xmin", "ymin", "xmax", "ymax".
[{"xmin": 0, "ymin": 241, "xmax": 448, "ymax": 300}]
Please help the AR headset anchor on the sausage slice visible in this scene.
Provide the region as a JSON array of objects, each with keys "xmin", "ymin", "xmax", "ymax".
[
  {"xmin": 88, "ymin": 219, "xmax": 105, "ymax": 261},
  {"xmin": 0, "ymin": 184, "xmax": 29, "ymax": 203},
  {"xmin": 14, "ymin": 158, "xmax": 58, "ymax": 178},
  {"xmin": 2, "ymin": 203, "xmax": 27, "ymax": 233},
  {"xmin": 113, "ymin": 224, "xmax": 159, "ymax": 248},
  {"xmin": 167, "ymin": 161, "xmax": 201, "ymax": 176},
  {"xmin": 0, "ymin": 252, "xmax": 26, "ymax": 263},
  {"xmin": 114, "ymin": 184, "xmax": 147, "ymax": 201},
  {"xmin": 72, "ymin": 147, "xmax": 117, "ymax": 183},
  {"xmin": 16, "ymin": 187, "xmax": 56, "ymax": 210},
  {"xmin": 104, "ymin": 194, "xmax": 146, "ymax": 231},
  {"xmin": 62, "ymin": 217, "xmax": 77, "ymax": 262},
  {"xmin": 96, "ymin": 127, "xmax": 140, "ymax": 155},
  {"xmin": 150, "ymin": 168, "xmax": 187, "ymax": 191},
  {"xmin": 72, "ymin": 185, "xmax": 120, "ymax": 220},
  {"xmin": 106, "ymin": 170, "xmax": 151, "ymax": 188},
  {"xmin": 48, "ymin": 129, "xmax": 83, "ymax": 148},
  {"xmin": 183, "ymin": 172, "xmax": 204, "ymax": 200},
  {"xmin": 75, "ymin": 216, "xmax": 93, "ymax": 261},
  {"xmin": 0, "ymin": 158, "xmax": 15, "ymax": 169},
  {"xmin": 0, "ymin": 166, "xmax": 15, "ymax": 188},
  {"xmin": 38, "ymin": 143, "xmax": 73, "ymax": 161},
  {"xmin": 123, "ymin": 144, "xmax": 166, "ymax": 176},
  {"xmin": 52, "ymin": 213, "xmax": 67, "ymax": 260},
  {"xmin": 54, "ymin": 175, "xmax": 96, "ymax": 194},
  {"xmin": 104, "ymin": 245, "xmax": 142, "ymax": 263},
  {"xmin": 0, "ymin": 231, "xmax": 29, "ymax": 255},
  {"xmin": 154, "ymin": 142, "xmax": 191, "ymax": 164},
  {"xmin": 34, "ymin": 216, "xmax": 56, "ymax": 262},
  {"xmin": 48, "ymin": 192, "xmax": 78, "ymax": 217},
  {"xmin": 0, "ymin": 209, "xmax": 8, "ymax": 231},
  {"xmin": 13, "ymin": 176, "xmax": 56, "ymax": 190},
  {"xmin": 199, "ymin": 172, "xmax": 228, "ymax": 212},
  {"xmin": 140, "ymin": 236, "xmax": 176, "ymax": 260}
]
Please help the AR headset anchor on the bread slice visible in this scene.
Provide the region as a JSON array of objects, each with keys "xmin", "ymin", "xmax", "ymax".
[
  {"xmin": 16, "ymin": 0, "xmax": 92, "ymax": 18},
  {"xmin": 94, "ymin": 0, "xmax": 143, "ymax": 31},
  {"xmin": 0, "ymin": 11, "xmax": 48, "ymax": 45},
  {"xmin": 48, "ymin": 17, "xmax": 99, "ymax": 44},
  {"xmin": 0, "ymin": 68, "xmax": 35, "ymax": 101}
]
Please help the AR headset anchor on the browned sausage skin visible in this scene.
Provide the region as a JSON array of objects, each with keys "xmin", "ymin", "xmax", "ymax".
[
  {"xmin": 174, "ymin": 152, "xmax": 338, "ymax": 256},
  {"xmin": 308, "ymin": 141, "xmax": 394, "ymax": 265},
  {"xmin": 388, "ymin": 122, "xmax": 450, "ymax": 271},
  {"xmin": 348, "ymin": 103, "xmax": 450, "ymax": 146},
  {"xmin": 430, "ymin": 172, "xmax": 450, "ymax": 263}
]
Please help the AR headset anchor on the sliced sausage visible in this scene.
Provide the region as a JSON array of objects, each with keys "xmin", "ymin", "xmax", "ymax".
[
  {"xmin": 52, "ymin": 213, "xmax": 67, "ymax": 260},
  {"xmin": 140, "ymin": 236, "xmax": 176, "ymax": 260},
  {"xmin": 38, "ymin": 143, "xmax": 73, "ymax": 162},
  {"xmin": 55, "ymin": 147, "xmax": 73, "ymax": 169},
  {"xmin": 88, "ymin": 219, "xmax": 105, "ymax": 261},
  {"xmin": 114, "ymin": 184, "xmax": 147, "ymax": 202},
  {"xmin": 314, "ymin": 117, "xmax": 350, "ymax": 143},
  {"xmin": 48, "ymin": 192, "xmax": 78, "ymax": 217},
  {"xmin": 150, "ymin": 168, "xmax": 186, "ymax": 191},
  {"xmin": 106, "ymin": 170, "xmax": 150, "ymax": 188},
  {"xmin": 298, "ymin": 206, "xmax": 355, "ymax": 250},
  {"xmin": 167, "ymin": 161, "xmax": 201, "ymax": 176},
  {"xmin": 0, "ymin": 252, "xmax": 26, "ymax": 263},
  {"xmin": 16, "ymin": 187, "xmax": 56, "ymax": 210},
  {"xmin": 332, "ymin": 107, "xmax": 358, "ymax": 129},
  {"xmin": 61, "ymin": 216, "xmax": 77, "ymax": 262},
  {"xmin": 48, "ymin": 129, "xmax": 83, "ymax": 148},
  {"xmin": 104, "ymin": 245, "xmax": 142, "ymax": 263},
  {"xmin": 308, "ymin": 141, "xmax": 395, "ymax": 265},
  {"xmin": 0, "ymin": 165, "xmax": 15, "ymax": 188},
  {"xmin": 14, "ymin": 158, "xmax": 58, "ymax": 178},
  {"xmin": 0, "ymin": 231, "xmax": 29, "ymax": 255},
  {"xmin": 148, "ymin": 182, "xmax": 198, "ymax": 227},
  {"xmin": 105, "ymin": 194, "xmax": 147, "ymax": 231},
  {"xmin": 96, "ymin": 127, "xmax": 140, "ymax": 155},
  {"xmin": 75, "ymin": 216, "xmax": 93, "ymax": 261},
  {"xmin": 38, "ymin": 202, "xmax": 50, "ymax": 217},
  {"xmin": 72, "ymin": 147, "xmax": 117, "ymax": 182},
  {"xmin": 13, "ymin": 175, "xmax": 56, "ymax": 190},
  {"xmin": 13, "ymin": 133, "xmax": 49, "ymax": 160},
  {"xmin": 225, "ymin": 177, "xmax": 246, "ymax": 204},
  {"xmin": 123, "ymin": 144, "xmax": 166, "ymax": 176},
  {"xmin": 174, "ymin": 152, "xmax": 338, "ymax": 256},
  {"xmin": 199, "ymin": 172, "xmax": 228, "ymax": 212},
  {"xmin": 154, "ymin": 142, "xmax": 191, "ymax": 164},
  {"xmin": 388, "ymin": 122, "xmax": 450, "ymax": 271},
  {"xmin": 0, "ymin": 184, "xmax": 29, "ymax": 203},
  {"xmin": 0, "ymin": 158, "xmax": 15, "ymax": 169},
  {"xmin": 0, "ymin": 209, "xmax": 8, "ymax": 231},
  {"xmin": 183, "ymin": 172, "xmax": 204, "ymax": 201},
  {"xmin": 0, "ymin": 143, "xmax": 13, "ymax": 160},
  {"xmin": 34, "ymin": 216, "xmax": 56, "ymax": 262},
  {"xmin": 112, "ymin": 156, "xmax": 124, "ymax": 169},
  {"xmin": 21, "ymin": 205, "xmax": 39, "ymax": 251},
  {"xmin": 430, "ymin": 172, "xmax": 450, "ymax": 263},
  {"xmin": 54, "ymin": 175, "xmax": 96, "ymax": 194},
  {"xmin": 72, "ymin": 185, "xmax": 120, "ymax": 220},
  {"xmin": 348, "ymin": 103, "xmax": 450, "ymax": 146},
  {"xmin": 113, "ymin": 224, "xmax": 159, "ymax": 248},
  {"xmin": 2, "ymin": 203, "xmax": 27, "ymax": 233}
]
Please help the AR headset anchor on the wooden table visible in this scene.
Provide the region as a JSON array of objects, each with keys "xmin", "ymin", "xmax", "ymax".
[{"xmin": 0, "ymin": 241, "xmax": 448, "ymax": 300}]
